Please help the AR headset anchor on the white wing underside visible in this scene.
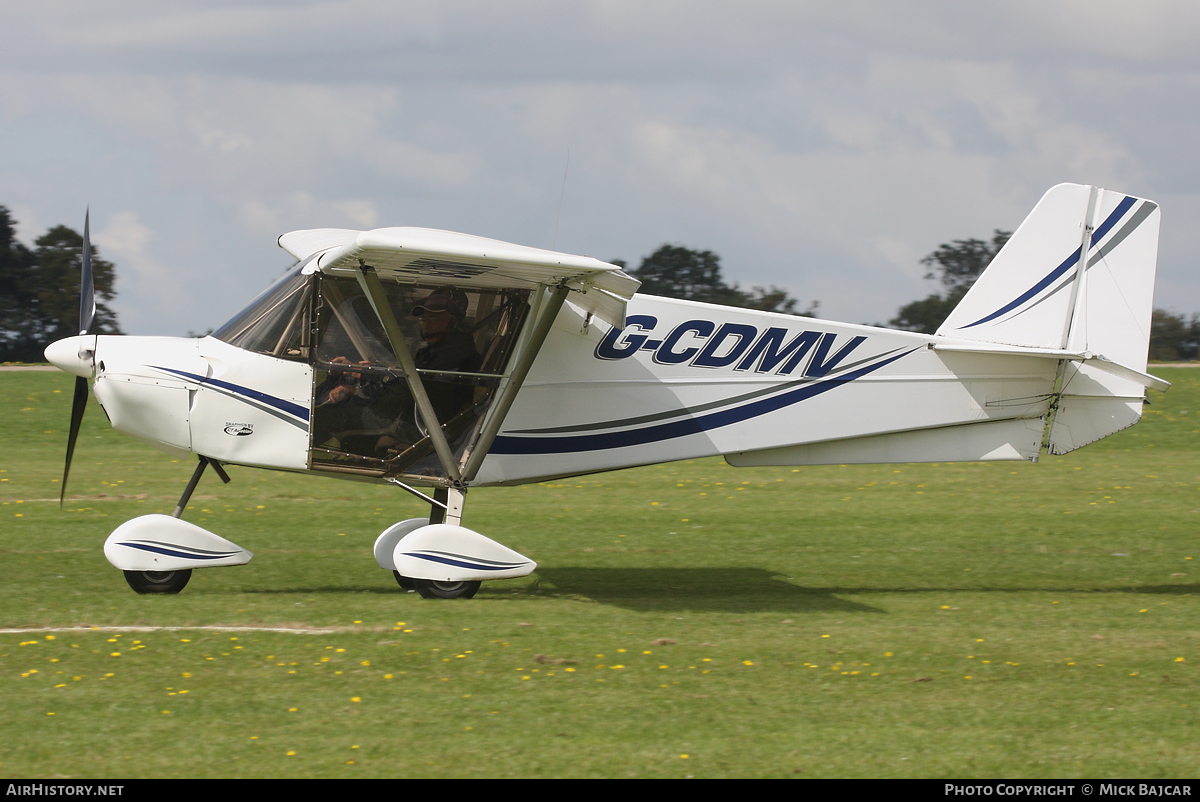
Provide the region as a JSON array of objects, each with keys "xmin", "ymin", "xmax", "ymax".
[{"xmin": 278, "ymin": 227, "xmax": 639, "ymax": 328}]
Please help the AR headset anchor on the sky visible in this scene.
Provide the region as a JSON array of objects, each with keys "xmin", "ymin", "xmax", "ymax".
[{"xmin": 3, "ymin": 1, "xmax": 1199, "ymax": 335}]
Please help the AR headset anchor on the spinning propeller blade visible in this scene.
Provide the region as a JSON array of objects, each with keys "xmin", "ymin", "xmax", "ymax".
[
  {"xmin": 80, "ymin": 210, "xmax": 95, "ymax": 336},
  {"xmin": 60, "ymin": 210, "xmax": 96, "ymax": 505},
  {"xmin": 61, "ymin": 376, "xmax": 88, "ymax": 505}
]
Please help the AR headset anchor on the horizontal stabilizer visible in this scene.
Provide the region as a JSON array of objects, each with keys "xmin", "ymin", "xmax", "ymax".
[{"xmin": 930, "ymin": 343, "xmax": 1169, "ymax": 392}]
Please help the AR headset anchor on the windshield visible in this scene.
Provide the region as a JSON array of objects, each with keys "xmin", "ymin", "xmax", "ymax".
[{"xmin": 211, "ymin": 264, "xmax": 313, "ymax": 360}]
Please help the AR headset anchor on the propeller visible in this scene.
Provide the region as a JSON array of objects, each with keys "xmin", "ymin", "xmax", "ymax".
[{"xmin": 60, "ymin": 210, "xmax": 96, "ymax": 505}]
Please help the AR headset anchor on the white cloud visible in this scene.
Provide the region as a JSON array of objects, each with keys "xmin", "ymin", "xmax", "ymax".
[{"xmin": 91, "ymin": 210, "xmax": 179, "ymax": 331}]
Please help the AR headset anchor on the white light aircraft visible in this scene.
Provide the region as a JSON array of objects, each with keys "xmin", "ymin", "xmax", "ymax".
[{"xmin": 44, "ymin": 183, "xmax": 1167, "ymax": 598}]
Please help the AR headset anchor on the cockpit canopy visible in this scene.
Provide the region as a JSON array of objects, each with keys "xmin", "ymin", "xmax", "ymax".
[{"xmin": 212, "ymin": 265, "xmax": 530, "ymax": 482}]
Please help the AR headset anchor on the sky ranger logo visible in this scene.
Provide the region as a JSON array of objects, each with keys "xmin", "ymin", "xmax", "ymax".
[{"xmin": 595, "ymin": 315, "xmax": 867, "ymax": 378}]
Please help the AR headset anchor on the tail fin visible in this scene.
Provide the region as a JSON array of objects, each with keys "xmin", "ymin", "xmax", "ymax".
[{"xmin": 937, "ymin": 183, "xmax": 1163, "ymax": 454}]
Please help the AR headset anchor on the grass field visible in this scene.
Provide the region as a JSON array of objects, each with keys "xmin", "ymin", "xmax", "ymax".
[{"xmin": 1, "ymin": 367, "xmax": 1198, "ymax": 778}]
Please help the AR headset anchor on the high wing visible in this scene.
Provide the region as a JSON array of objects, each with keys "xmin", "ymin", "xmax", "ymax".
[{"xmin": 279, "ymin": 226, "xmax": 639, "ymax": 329}]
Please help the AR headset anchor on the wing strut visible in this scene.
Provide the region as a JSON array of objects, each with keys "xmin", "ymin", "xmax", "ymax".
[
  {"xmin": 354, "ymin": 264, "xmax": 464, "ymax": 486},
  {"xmin": 462, "ymin": 284, "xmax": 569, "ymax": 482}
]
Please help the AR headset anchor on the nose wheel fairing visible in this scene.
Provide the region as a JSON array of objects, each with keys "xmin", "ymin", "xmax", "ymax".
[{"xmin": 104, "ymin": 514, "xmax": 254, "ymax": 572}]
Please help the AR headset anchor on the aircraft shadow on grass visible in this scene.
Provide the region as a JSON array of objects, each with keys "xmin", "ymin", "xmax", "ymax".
[
  {"xmin": 531, "ymin": 570, "xmax": 1200, "ymax": 613},
  {"xmin": 236, "ymin": 567, "xmax": 877, "ymax": 613},
  {"xmin": 238, "ymin": 571, "xmax": 1200, "ymax": 614},
  {"xmin": 506, "ymin": 567, "xmax": 885, "ymax": 613}
]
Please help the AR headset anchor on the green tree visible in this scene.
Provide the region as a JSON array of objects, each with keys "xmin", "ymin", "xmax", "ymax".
[
  {"xmin": 624, "ymin": 244, "xmax": 815, "ymax": 316},
  {"xmin": 890, "ymin": 230, "xmax": 1011, "ymax": 334},
  {"xmin": 0, "ymin": 210, "xmax": 122, "ymax": 362},
  {"xmin": 1148, "ymin": 309, "xmax": 1200, "ymax": 362},
  {"xmin": 0, "ymin": 207, "xmax": 36, "ymax": 360}
]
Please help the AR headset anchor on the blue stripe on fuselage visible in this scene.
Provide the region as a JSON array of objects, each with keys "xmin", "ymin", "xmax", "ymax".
[
  {"xmin": 490, "ymin": 348, "xmax": 915, "ymax": 455},
  {"xmin": 151, "ymin": 366, "xmax": 310, "ymax": 421}
]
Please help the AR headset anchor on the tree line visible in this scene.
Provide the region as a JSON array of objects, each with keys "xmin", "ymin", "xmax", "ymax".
[
  {"xmin": 1, "ymin": 204, "xmax": 1197, "ymax": 362},
  {"xmin": 614, "ymin": 245, "xmax": 819, "ymax": 316},
  {"xmin": 0, "ymin": 207, "xmax": 121, "ymax": 362}
]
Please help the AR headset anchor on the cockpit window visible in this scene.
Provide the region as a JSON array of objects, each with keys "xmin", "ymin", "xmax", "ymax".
[
  {"xmin": 313, "ymin": 278, "xmax": 398, "ymax": 367},
  {"xmin": 211, "ymin": 265, "xmax": 313, "ymax": 360},
  {"xmin": 310, "ymin": 274, "xmax": 530, "ymax": 481}
]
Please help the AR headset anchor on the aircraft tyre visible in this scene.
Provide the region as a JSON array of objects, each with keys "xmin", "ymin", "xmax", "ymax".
[
  {"xmin": 393, "ymin": 571, "xmax": 417, "ymax": 591},
  {"xmin": 123, "ymin": 569, "xmax": 192, "ymax": 595},
  {"xmin": 413, "ymin": 579, "xmax": 481, "ymax": 599}
]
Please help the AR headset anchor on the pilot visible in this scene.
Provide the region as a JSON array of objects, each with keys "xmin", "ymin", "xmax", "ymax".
[
  {"xmin": 409, "ymin": 286, "xmax": 480, "ymax": 408},
  {"xmin": 315, "ymin": 286, "xmax": 480, "ymax": 455}
]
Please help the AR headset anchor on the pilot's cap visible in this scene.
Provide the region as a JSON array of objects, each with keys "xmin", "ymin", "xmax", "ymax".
[{"xmin": 412, "ymin": 287, "xmax": 468, "ymax": 318}]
